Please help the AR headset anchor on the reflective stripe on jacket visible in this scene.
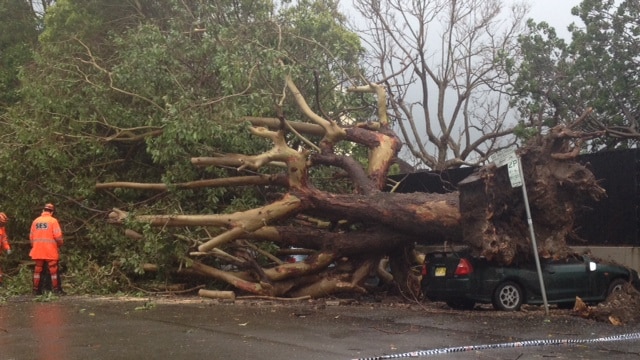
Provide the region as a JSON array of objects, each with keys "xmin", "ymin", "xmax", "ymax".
[
  {"xmin": 0, "ymin": 227, "xmax": 9, "ymax": 252},
  {"xmin": 29, "ymin": 212, "xmax": 63, "ymax": 260}
]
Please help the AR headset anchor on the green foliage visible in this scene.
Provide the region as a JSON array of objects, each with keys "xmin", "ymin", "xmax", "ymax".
[
  {"xmin": 276, "ymin": 0, "xmax": 366, "ymax": 121},
  {"xmin": 387, "ymin": 163, "xmax": 401, "ymax": 176},
  {"xmin": 512, "ymin": 122, "xmax": 541, "ymax": 142},
  {"xmin": 0, "ymin": 0, "xmax": 39, "ymax": 111},
  {"xmin": 308, "ymin": 165, "xmax": 354, "ymax": 194},
  {"xmin": 0, "ymin": 0, "xmax": 364, "ymax": 294},
  {"xmin": 508, "ymin": 20, "xmax": 572, "ymax": 128},
  {"xmin": 511, "ymin": 0, "xmax": 640, "ymax": 149},
  {"xmin": 66, "ymin": 258, "xmax": 129, "ymax": 295},
  {"xmin": 0, "ymin": 265, "xmax": 33, "ymax": 297}
]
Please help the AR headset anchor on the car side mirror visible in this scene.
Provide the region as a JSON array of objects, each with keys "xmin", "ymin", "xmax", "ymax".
[{"xmin": 589, "ymin": 261, "xmax": 597, "ymax": 272}]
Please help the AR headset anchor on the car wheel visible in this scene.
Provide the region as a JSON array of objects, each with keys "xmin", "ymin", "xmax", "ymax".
[
  {"xmin": 446, "ymin": 299, "xmax": 475, "ymax": 310},
  {"xmin": 492, "ymin": 281, "xmax": 523, "ymax": 311},
  {"xmin": 607, "ymin": 278, "xmax": 627, "ymax": 296}
]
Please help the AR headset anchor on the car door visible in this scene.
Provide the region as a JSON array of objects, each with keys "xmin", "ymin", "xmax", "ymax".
[
  {"xmin": 582, "ymin": 258, "xmax": 626, "ymax": 301},
  {"xmin": 542, "ymin": 255, "xmax": 589, "ymax": 301}
]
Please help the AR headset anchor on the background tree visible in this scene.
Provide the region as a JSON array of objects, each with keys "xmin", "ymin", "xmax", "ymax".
[
  {"xmin": 0, "ymin": 0, "xmax": 39, "ymax": 111},
  {"xmin": 351, "ymin": 0, "xmax": 530, "ymax": 170},
  {"xmin": 511, "ymin": 0, "xmax": 640, "ymax": 149}
]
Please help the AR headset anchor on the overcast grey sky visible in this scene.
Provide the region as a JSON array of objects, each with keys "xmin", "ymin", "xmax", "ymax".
[{"xmin": 526, "ymin": 0, "xmax": 582, "ymax": 38}]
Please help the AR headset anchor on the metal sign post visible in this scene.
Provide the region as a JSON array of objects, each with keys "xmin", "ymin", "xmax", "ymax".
[{"xmin": 490, "ymin": 149, "xmax": 549, "ymax": 315}]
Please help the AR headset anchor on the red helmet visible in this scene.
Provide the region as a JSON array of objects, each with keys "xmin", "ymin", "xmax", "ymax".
[
  {"xmin": 0, "ymin": 212, "xmax": 7, "ymax": 224},
  {"xmin": 44, "ymin": 203, "xmax": 55, "ymax": 212}
]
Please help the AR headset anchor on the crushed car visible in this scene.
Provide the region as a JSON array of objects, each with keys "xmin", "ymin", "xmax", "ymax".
[{"xmin": 421, "ymin": 250, "xmax": 640, "ymax": 311}]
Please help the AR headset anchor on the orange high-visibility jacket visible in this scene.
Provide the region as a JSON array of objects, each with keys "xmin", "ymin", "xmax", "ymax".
[
  {"xmin": 0, "ymin": 227, "xmax": 9, "ymax": 252},
  {"xmin": 29, "ymin": 212, "xmax": 63, "ymax": 260}
]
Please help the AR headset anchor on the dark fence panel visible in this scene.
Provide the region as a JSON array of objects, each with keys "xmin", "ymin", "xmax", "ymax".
[{"xmin": 573, "ymin": 149, "xmax": 640, "ymax": 246}]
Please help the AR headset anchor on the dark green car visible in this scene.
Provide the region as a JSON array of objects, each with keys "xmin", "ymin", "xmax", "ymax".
[{"xmin": 421, "ymin": 250, "xmax": 640, "ymax": 311}]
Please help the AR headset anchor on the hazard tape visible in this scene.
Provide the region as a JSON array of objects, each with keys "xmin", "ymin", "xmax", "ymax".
[{"xmin": 352, "ymin": 332, "xmax": 640, "ymax": 360}]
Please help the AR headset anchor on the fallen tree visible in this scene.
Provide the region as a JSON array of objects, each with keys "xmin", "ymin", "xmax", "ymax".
[{"xmin": 101, "ymin": 75, "xmax": 607, "ymax": 299}]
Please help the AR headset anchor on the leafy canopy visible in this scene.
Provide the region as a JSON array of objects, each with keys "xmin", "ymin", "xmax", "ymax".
[
  {"xmin": 511, "ymin": 0, "xmax": 640, "ymax": 149},
  {"xmin": 0, "ymin": 0, "xmax": 364, "ymax": 291}
]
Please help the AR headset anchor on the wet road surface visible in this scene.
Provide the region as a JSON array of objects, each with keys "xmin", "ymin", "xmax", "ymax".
[{"xmin": 1, "ymin": 295, "xmax": 640, "ymax": 359}]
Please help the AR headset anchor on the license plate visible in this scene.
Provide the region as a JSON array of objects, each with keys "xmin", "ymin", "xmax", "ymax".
[{"xmin": 435, "ymin": 267, "xmax": 446, "ymax": 277}]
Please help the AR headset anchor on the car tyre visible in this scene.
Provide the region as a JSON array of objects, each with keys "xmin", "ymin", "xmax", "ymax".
[
  {"xmin": 492, "ymin": 281, "xmax": 523, "ymax": 311},
  {"xmin": 446, "ymin": 299, "xmax": 475, "ymax": 310},
  {"xmin": 607, "ymin": 278, "xmax": 627, "ymax": 297}
]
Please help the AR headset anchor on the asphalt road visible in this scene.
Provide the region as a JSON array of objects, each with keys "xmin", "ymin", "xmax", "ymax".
[{"xmin": 1, "ymin": 295, "xmax": 639, "ymax": 360}]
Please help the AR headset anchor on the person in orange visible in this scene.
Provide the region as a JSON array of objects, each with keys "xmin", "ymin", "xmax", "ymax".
[
  {"xmin": 30, "ymin": 203, "xmax": 64, "ymax": 295},
  {"xmin": 0, "ymin": 212, "xmax": 12, "ymax": 286}
]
